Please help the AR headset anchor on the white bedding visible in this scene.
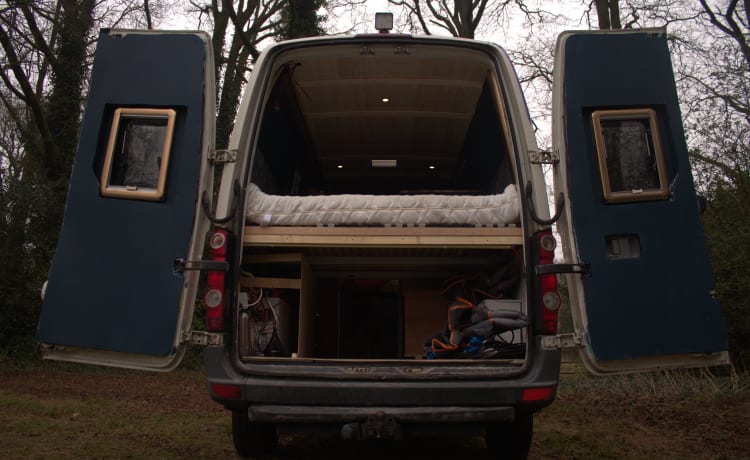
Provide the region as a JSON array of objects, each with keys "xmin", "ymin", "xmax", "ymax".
[{"xmin": 245, "ymin": 183, "xmax": 520, "ymax": 227}]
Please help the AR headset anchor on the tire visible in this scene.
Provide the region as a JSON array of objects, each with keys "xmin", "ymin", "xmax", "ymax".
[
  {"xmin": 485, "ymin": 411, "xmax": 534, "ymax": 460},
  {"xmin": 231, "ymin": 409, "xmax": 278, "ymax": 458}
]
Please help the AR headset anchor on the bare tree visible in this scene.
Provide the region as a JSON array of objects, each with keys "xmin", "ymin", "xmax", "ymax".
[
  {"xmin": 592, "ymin": 0, "xmax": 622, "ymax": 28},
  {"xmin": 322, "ymin": 0, "xmax": 369, "ymax": 34},
  {"xmin": 679, "ymin": 0, "xmax": 750, "ymax": 186},
  {"xmin": 189, "ymin": 0, "xmax": 286, "ymax": 148},
  {"xmin": 687, "ymin": 0, "xmax": 750, "ymax": 364},
  {"xmin": 0, "ymin": 0, "xmax": 97, "ymax": 351},
  {"xmin": 389, "ymin": 0, "xmax": 528, "ymax": 39}
]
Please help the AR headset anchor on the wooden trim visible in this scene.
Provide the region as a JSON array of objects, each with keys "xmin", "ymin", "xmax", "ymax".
[
  {"xmin": 244, "ymin": 253, "xmax": 304, "ymax": 264},
  {"xmin": 298, "ymin": 257, "xmax": 314, "ymax": 358},
  {"xmin": 243, "ymin": 226, "xmax": 523, "ymax": 248},
  {"xmin": 100, "ymin": 108, "xmax": 176, "ymax": 201},
  {"xmin": 239, "ymin": 276, "xmax": 301, "ymax": 290},
  {"xmin": 591, "ymin": 108, "xmax": 669, "ymax": 203}
]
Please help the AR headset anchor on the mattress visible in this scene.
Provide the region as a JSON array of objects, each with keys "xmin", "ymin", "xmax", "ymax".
[{"xmin": 245, "ymin": 183, "xmax": 520, "ymax": 227}]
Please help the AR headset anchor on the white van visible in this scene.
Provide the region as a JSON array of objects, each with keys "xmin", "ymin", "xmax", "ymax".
[{"xmin": 36, "ymin": 22, "xmax": 728, "ymax": 458}]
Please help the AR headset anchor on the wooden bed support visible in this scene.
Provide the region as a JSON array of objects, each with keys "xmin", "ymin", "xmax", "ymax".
[
  {"xmin": 239, "ymin": 252, "xmax": 316, "ymax": 357},
  {"xmin": 242, "ymin": 226, "xmax": 524, "ymax": 248},
  {"xmin": 239, "ymin": 226, "xmax": 523, "ymax": 358}
]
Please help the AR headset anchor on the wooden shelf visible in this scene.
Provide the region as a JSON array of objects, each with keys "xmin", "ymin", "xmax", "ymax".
[{"xmin": 243, "ymin": 226, "xmax": 523, "ymax": 248}]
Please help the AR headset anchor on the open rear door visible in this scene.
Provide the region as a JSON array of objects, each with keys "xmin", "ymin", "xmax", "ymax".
[
  {"xmin": 552, "ymin": 29, "xmax": 729, "ymax": 374},
  {"xmin": 36, "ymin": 30, "xmax": 215, "ymax": 371}
]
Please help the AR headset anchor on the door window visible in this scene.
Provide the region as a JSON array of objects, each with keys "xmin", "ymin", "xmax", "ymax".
[
  {"xmin": 100, "ymin": 108, "xmax": 176, "ymax": 201},
  {"xmin": 591, "ymin": 108, "xmax": 668, "ymax": 203}
]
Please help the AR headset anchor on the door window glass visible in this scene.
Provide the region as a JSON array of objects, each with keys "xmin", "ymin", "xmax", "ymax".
[
  {"xmin": 592, "ymin": 109, "xmax": 668, "ymax": 202},
  {"xmin": 100, "ymin": 108, "xmax": 176, "ymax": 200}
]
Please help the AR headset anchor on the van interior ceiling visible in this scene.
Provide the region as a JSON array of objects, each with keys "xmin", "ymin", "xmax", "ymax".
[
  {"xmin": 252, "ymin": 44, "xmax": 514, "ymax": 195},
  {"xmin": 239, "ymin": 43, "xmax": 526, "ymax": 364}
]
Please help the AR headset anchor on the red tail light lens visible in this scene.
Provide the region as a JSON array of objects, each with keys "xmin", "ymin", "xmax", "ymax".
[
  {"xmin": 522, "ymin": 386, "xmax": 554, "ymax": 402},
  {"xmin": 205, "ymin": 229, "xmax": 227, "ymax": 332},
  {"xmin": 211, "ymin": 383, "xmax": 241, "ymax": 399},
  {"xmin": 538, "ymin": 230, "xmax": 560, "ymax": 334}
]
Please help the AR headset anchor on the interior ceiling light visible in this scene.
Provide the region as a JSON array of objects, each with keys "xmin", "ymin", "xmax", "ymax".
[
  {"xmin": 381, "ymin": 97, "xmax": 390, "ymax": 103},
  {"xmin": 372, "ymin": 159, "xmax": 397, "ymax": 168},
  {"xmin": 428, "ymin": 165, "xmax": 436, "ymax": 170},
  {"xmin": 337, "ymin": 164, "xmax": 343, "ymax": 169}
]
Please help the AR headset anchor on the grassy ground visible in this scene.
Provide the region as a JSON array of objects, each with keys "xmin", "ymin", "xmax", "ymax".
[{"xmin": 1, "ymin": 360, "xmax": 748, "ymax": 459}]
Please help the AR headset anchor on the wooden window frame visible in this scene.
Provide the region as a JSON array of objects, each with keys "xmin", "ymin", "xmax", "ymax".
[
  {"xmin": 591, "ymin": 108, "xmax": 669, "ymax": 203},
  {"xmin": 100, "ymin": 108, "xmax": 176, "ymax": 201}
]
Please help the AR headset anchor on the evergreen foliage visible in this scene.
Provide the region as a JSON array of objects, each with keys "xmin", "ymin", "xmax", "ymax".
[
  {"xmin": 702, "ymin": 177, "xmax": 750, "ymax": 366},
  {"xmin": 276, "ymin": 0, "xmax": 326, "ymax": 41},
  {"xmin": 0, "ymin": 1, "xmax": 95, "ymax": 357}
]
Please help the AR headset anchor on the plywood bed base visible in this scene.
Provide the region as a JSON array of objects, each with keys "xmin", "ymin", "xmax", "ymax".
[{"xmin": 243, "ymin": 225, "xmax": 523, "ymax": 248}]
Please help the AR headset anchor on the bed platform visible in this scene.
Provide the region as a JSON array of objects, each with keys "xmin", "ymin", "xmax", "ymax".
[
  {"xmin": 243, "ymin": 181, "xmax": 523, "ymax": 249},
  {"xmin": 243, "ymin": 225, "xmax": 523, "ymax": 248}
]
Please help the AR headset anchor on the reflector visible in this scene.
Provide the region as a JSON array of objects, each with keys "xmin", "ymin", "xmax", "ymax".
[
  {"xmin": 542, "ymin": 291, "xmax": 561, "ymax": 311},
  {"xmin": 204, "ymin": 288, "xmax": 222, "ymax": 308},
  {"xmin": 211, "ymin": 383, "xmax": 241, "ymax": 399},
  {"xmin": 209, "ymin": 231, "xmax": 226, "ymax": 250},
  {"xmin": 522, "ymin": 387, "xmax": 553, "ymax": 402}
]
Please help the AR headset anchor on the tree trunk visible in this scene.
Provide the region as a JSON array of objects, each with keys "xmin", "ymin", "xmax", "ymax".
[
  {"xmin": 455, "ymin": 0, "xmax": 474, "ymax": 39},
  {"xmin": 594, "ymin": 0, "xmax": 622, "ymax": 30}
]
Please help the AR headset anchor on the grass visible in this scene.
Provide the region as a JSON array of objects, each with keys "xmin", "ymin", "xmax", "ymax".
[
  {"xmin": 0, "ymin": 362, "xmax": 234, "ymax": 459},
  {"xmin": 535, "ymin": 368, "xmax": 750, "ymax": 459},
  {"xmin": 0, "ymin": 359, "xmax": 748, "ymax": 459}
]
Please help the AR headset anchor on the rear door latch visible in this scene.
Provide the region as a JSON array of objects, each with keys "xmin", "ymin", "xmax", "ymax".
[
  {"xmin": 536, "ymin": 262, "xmax": 591, "ymax": 276},
  {"xmin": 541, "ymin": 333, "xmax": 583, "ymax": 350},
  {"xmin": 183, "ymin": 331, "xmax": 225, "ymax": 346},
  {"xmin": 173, "ymin": 258, "xmax": 228, "ymax": 274}
]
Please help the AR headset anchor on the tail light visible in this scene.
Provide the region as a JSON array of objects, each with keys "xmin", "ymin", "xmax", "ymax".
[
  {"xmin": 537, "ymin": 229, "xmax": 560, "ymax": 334},
  {"xmin": 211, "ymin": 383, "xmax": 241, "ymax": 399},
  {"xmin": 522, "ymin": 386, "xmax": 554, "ymax": 402},
  {"xmin": 205, "ymin": 229, "xmax": 227, "ymax": 331}
]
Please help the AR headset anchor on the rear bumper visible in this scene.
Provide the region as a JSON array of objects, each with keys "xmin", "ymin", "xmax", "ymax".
[
  {"xmin": 247, "ymin": 405, "xmax": 514, "ymax": 423},
  {"xmin": 204, "ymin": 338, "xmax": 560, "ymax": 422}
]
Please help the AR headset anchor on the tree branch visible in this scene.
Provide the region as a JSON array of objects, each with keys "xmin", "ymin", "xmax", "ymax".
[
  {"xmin": 700, "ymin": 0, "xmax": 750, "ymax": 69},
  {"xmin": 691, "ymin": 149, "xmax": 745, "ymax": 184},
  {"xmin": 17, "ymin": 3, "xmax": 57, "ymax": 69},
  {"xmin": 0, "ymin": 22, "xmax": 54, "ymax": 158}
]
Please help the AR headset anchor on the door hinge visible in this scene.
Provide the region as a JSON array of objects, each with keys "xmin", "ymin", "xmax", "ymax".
[
  {"xmin": 529, "ymin": 149, "xmax": 559, "ymax": 165},
  {"xmin": 536, "ymin": 262, "xmax": 591, "ymax": 276},
  {"xmin": 173, "ymin": 258, "xmax": 228, "ymax": 274},
  {"xmin": 541, "ymin": 333, "xmax": 583, "ymax": 350},
  {"xmin": 183, "ymin": 331, "xmax": 225, "ymax": 346},
  {"xmin": 208, "ymin": 148, "xmax": 238, "ymax": 164}
]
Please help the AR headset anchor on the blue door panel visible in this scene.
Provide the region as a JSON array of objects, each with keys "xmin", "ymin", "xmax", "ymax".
[
  {"xmin": 562, "ymin": 32, "xmax": 728, "ymax": 361},
  {"xmin": 36, "ymin": 32, "xmax": 208, "ymax": 356}
]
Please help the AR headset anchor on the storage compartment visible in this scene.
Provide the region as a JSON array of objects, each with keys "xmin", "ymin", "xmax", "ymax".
[
  {"xmin": 237, "ymin": 245, "xmax": 526, "ymax": 361},
  {"xmin": 234, "ymin": 41, "xmax": 528, "ymax": 365},
  {"xmin": 339, "ymin": 281, "xmax": 403, "ymax": 359}
]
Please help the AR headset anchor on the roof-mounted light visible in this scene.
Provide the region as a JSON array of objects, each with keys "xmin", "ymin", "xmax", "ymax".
[{"xmin": 375, "ymin": 12, "xmax": 393, "ymax": 33}]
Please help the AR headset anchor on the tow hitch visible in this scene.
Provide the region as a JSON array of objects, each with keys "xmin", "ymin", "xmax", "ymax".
[{"xmin": 341, "ymin": 412, "xmax": 403, "ymax": 440}]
